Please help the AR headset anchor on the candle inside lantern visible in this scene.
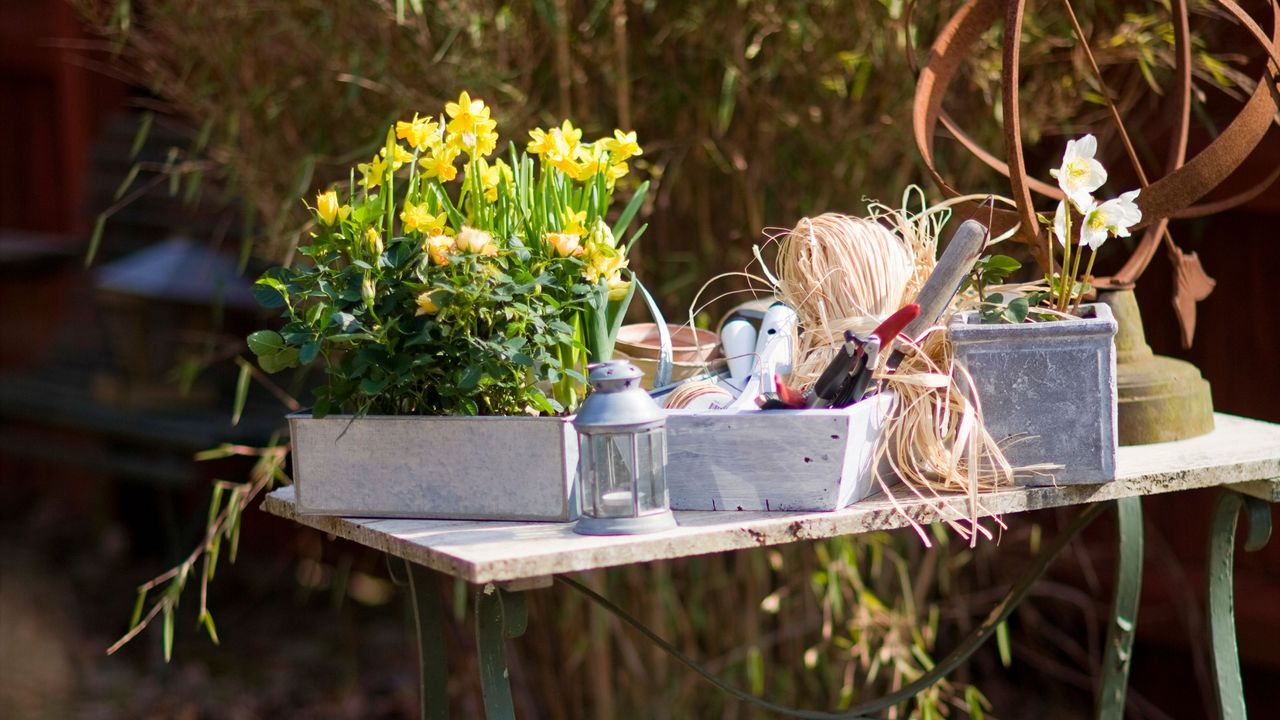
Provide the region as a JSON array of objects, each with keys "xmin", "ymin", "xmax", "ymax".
[{"xmin": 599, "ymin": 490, "xmax": 634, "ymax": 516}]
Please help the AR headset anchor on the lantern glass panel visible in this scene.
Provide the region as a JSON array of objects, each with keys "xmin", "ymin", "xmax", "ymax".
[{"xmin": 588, "ymin": 432, "xmax": 638, "ymax": 519}]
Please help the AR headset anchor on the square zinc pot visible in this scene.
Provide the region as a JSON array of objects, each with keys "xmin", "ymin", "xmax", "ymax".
[
  {"xmin": 288, "ymin": 413, "xmax": 578, "ymax": 520},
  {"xmin": 948, "ymin": 303, "xmax": 1117, "ymax": 486}
]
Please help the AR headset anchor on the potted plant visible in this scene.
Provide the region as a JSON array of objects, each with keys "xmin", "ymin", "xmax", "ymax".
[
  {"xmin": 247, "ymin": 92, "xmax": 649, "ymax": 519},
  {"xmin": 948, "ymin": 135, "xmax": 1136, "ymax": 485}
]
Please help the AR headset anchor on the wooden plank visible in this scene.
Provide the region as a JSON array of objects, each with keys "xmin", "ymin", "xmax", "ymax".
[{"xmin": 260, "ymin": 413, "xmax": 1280, "ymax": 585}]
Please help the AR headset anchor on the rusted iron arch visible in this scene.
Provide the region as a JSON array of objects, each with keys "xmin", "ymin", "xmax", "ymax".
[{"xmin": 912, "ymin": 0, "xmax": 1280, "ymax": 256}]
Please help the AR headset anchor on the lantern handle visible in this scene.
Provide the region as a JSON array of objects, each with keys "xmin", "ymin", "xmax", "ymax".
[{"xmin": 634, "ymin": 278, "xmax": 673, "ymax": 387}]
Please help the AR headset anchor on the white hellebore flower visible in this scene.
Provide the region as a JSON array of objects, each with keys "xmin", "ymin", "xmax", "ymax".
[
  {"xmin": 1080, "ymin": 190, "xmax": 1142, "ymax": 250},
  {"xmin": 1052, "ymin": 198, "xmax": 1090, "ymax": 247},
  {"xmin": 1050, "ymin": 134, "xmax": 1108, "ymax": 212}
]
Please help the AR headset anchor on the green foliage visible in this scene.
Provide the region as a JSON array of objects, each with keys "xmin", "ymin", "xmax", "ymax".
[{"xmin": 247, "ymin": 98, "xmax": 648, "ymax": 416}]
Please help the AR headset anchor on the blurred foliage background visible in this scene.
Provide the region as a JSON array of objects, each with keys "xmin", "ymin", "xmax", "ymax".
[{"xmin": 61, "ymin": 0, "xmax": 1267, "ymax": 717}]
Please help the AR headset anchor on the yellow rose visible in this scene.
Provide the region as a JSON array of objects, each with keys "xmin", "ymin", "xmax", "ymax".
[
  {"xmin": 455, "ymin": 226, "xmax": 498, "ymax": 257},
  {"xmin": 315, "ymin": 190, "xmax": 350, "ymax": 225},
  {"xmin": 424, "ymin": 234, "xmax": 455, "ymax": 265},
  {"xmin": 415, "ymin": 291, "xmax": 441, "ymax": 316},
  {"xmin": 546, "ymin": 232, "xmax": 584, "ymax": 258},
  {"xmin": 365, "ymin": 227, "xmax": 383, "ymax": 256}
]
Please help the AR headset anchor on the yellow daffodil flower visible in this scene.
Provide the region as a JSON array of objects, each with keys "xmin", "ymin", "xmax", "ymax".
[
  {"xmin": 314, "ymin": 190, "xmax": 350, "ymax": 225},
  {"xmin": 546, "ymin": 232, "xmax": 584, "ymax": 258},
  {"xmin": 366, "ymin": 227, "xmax": 383, "ymax": 256},
  {"xmin": 415, "ymin": 290, "xmax": 441, "ymax": 316},
  {"xmin": 380, "ymin": 143, "xmax": 414, "ymax": 171},
  {"xmin": 419, "ymin": 144, "xmax": 461, "ymax": 182},
  {"xmin": 395, "ymin": 113, "xmax": 440, "ymax": 153},
  {"xmin": 561, "ymin": 206, "xmax": 588, "ymax": 236},
  {"xmin": 423, "ymin": 234, "xmax": 455, "ymax": 265},
  {"xmin": 527, "ymin": 127, "xmax": 555, "ymax": 156},
  {"xmin": 481, "ymin": 159, "xmax": 513, "ymax": 202},
  {"xmin": 444, "ymin": 90, "xmax": 491, "ymax": 135},
  {"xmin": 605, "ymin": 270, "xmax": 630, "ymax": 300},
  {"xmin": 455, "ymin": 226, "xmax": 498, "ymax": 257},
  {"xmin": 583, "ymin": 248, "xmax": 627, "ymax": 284},
  {"xmin": 358, "ymin": 154, "xmax": 390, "ymax": 190},
  {"xmin": 400, "ymin": 199, "xmax": 451, "ymax": 236},
  {"xmin": 607, "ymin": 161, "xmax": 629, "ymax": 183},
  {"xmin": 603, "ymin": 129, "xmax": 642, "ymax": 162}
]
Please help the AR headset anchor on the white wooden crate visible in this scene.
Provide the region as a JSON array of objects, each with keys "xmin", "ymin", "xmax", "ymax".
[{"xmin": 664, "ymin": 392, "xmax": 894, "ymax": 511}]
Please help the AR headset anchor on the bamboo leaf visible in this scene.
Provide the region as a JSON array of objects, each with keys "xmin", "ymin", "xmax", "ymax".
[
  {"xmin": 996, "ymin": 619, "xmax": 1012, "ymax": 667},
  {"xmin": 199, "ymin": 610, "xmax": 220, "ymax": 645},
  {"xmin": 231, "ymin": 358, "xmax": 251, "ymax": 426},
  {"xmin": 162, "ymin": 605, "xmax": 174, "ymax": 662},
  {"xmin": 84, "ymin": 215, "xmax": 106, "ymax": 267},
  {"xmin": 129, "ymin": 111, "xmax": 153, "ymax": 159},
  {"xmin": 129, "ymin": 588, "xmax": 147, "ymax": 629},
  {"xmin": 113, "ymin": 164, "xmax": 141, "ymax": 201}
]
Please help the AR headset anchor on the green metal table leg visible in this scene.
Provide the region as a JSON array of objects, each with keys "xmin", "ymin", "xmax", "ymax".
[
  {"xmin": 1096, "ymin": 497, "xmax": 1144, "ymax": 720},
  {"xmin": 475, "ymin": 583, "xmax": 528, "ymax": 720},
  {"xmin": 1207, "ymin": 489, "xmax": 1273, "ymax": 720},
  {"xmin": 407, "ymin": 561, "xmax": 450, "ymax": 720}
]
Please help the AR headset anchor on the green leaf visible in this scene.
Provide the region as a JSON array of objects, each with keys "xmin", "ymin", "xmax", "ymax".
[
  {"xmin": 298, "ymin": 341, "xmax": 320, "ymax": 365},
  {"xmin": 458, "ymin": 365, "xmax": 482, "ymax": 391},
  {"xmin": 359, "ymin": 375, "xmax": 390, "ymax": 395},
  {"xmin": 1004, "ymin": 297, "xmax": 1030, "ymax": 323},
  {"xmin": 258, "ymin": 347, "xmax": 299, "ymax": 374},
  {"xmin": 246, "ymin": 330, "xmax": 285, "ymax": 356},
  {"xmin": 252, "ymin": 278, "xmax": 288, "ymax": 309}
]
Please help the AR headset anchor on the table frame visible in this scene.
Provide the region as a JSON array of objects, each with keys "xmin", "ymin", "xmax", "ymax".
[{"xmin": 261, "ymin": 414, "xmax": 1280, "ymax": 718}]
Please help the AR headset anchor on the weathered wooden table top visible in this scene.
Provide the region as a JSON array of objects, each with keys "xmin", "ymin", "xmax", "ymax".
[{"xmin": 261, "ymin": 413, "xmax": 1280, "ymax": 585}]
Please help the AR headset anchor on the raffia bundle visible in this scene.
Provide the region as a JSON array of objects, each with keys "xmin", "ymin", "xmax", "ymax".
[{"xmin": 774, "ymin": 213, "xmax": 920, "ymax": 389}]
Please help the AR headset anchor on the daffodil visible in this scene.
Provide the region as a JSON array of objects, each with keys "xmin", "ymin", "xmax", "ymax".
[
  {"xmin": 366, "ymin": 227, "xmax": 384, "ymax": 256},
  {"xmin": 358, "ymin": 154, "xmax": 390, "ymax": 190},
  {"xmin": 423, "ymin": 234, "xmax": 455, "ymax": 265},
  {"xmin": 603, "ymin": 129, "xmax": 642, "ymax": 161},
  {"xmin": 395, "ymin": 113, "xmax": 440, "ymax": 153},
  {"xmin": 381, "ymin": 143, "xmax": 414, "ymax": 171},
  {"xmin": 605, "ymin": 270, "xmax": 630, "ymax": 300},
  {"xmin": 415, "ymin": 291, "xmax": 441, "ymax": 316},
  {"xmin": 583, "ymin": 248, "xmax": 627, "ymax": 284},
  {"xmin": 561, "ymin": 206, "xmax": 588, "ymax": 236},
  {"xmin": 455, "ymin": 226, "xmax": 498, "ymax": 257},
  {"xmin": 546, "ymin": 232, "xmax": 584, "ymax": 258},
  {"xmin": 400, "ymin": 199, "xmax": 440, "ymax": 235},
  {"xmin": 314, "ymin": 190, "xmax": 350, "ymax": 225},
  {"xmin": 1049, "ymin": 134, "xmax": 1107, "ymax": 212},
  {"xmin": 1080, "ymin": 190, "xmax": 1141, "ymax": 249},
  {"xmin": 481, "ymin": 159, "xmax": 513, "ymax": 202},
  {"xmin": 444, "ymin": 91, "xmax": 491, "ymax": 135},
  {"xmin": 527, "ymin": 127, "xmax": 556, "ymax": 156},
  {"xmin": 419, "ymin": 145, "xmax": 461, "ymax": 182}
]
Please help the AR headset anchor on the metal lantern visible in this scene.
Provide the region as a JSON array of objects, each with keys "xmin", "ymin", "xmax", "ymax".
[{"xmin": 572, "ymin": 360, "xmax": 676, "ymax": 535}]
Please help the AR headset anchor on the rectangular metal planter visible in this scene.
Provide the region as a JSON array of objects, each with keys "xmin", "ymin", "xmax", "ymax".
[
  {"xmin": 949, "ymin": 303, "xmax": 1118, "ymax": 485},
  {"xmin": 288, "ymin": 413, "xmax": 578, "ymax": 521},
  {"xmin": 663, "ymin": 392, "xmax": 895, "ymax": 511}
]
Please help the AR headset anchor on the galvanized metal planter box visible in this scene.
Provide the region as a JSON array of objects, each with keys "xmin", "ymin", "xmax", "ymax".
[
  {"xmin": 288, "ymin": 413, "xmax": 578, "ymax": 520},
  {"xmin": 663, "ymin": 392, "xmax": 895, "ymax": 511},
  {"xmin": 949, "ymin": 303, "xmax": 1118, "ymax": 486}
]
